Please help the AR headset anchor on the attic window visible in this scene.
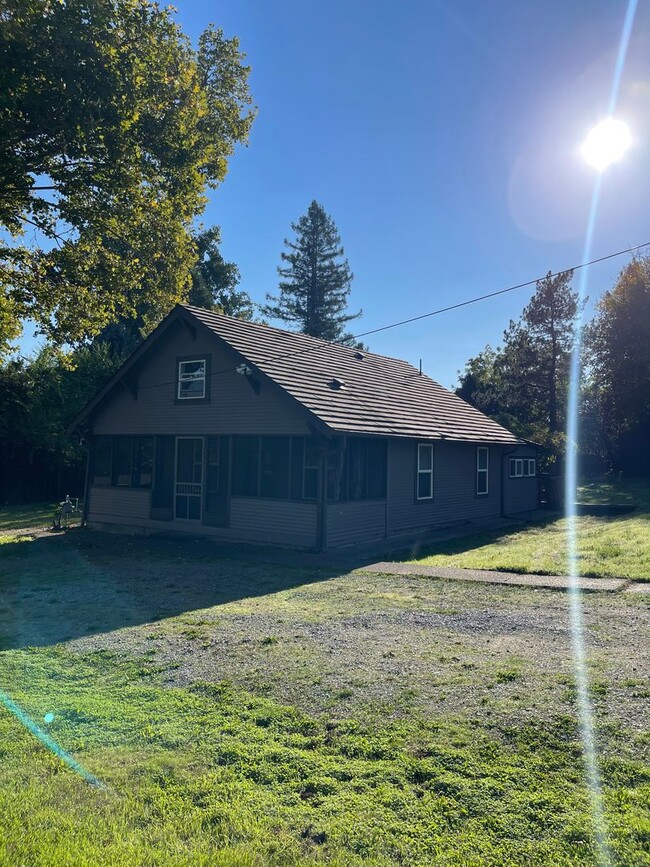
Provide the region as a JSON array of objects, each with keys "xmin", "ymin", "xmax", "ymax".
[
  {"xmin": 353, "ymin": 351, "xmax": 364, "ymax": 360},
  {"xmin": 178, "ymin": 359, "xmax": 206, "ymax": 399},
  {"xmin": 329, "ymin": 377, "xmax": 345, "ymax": 390}
]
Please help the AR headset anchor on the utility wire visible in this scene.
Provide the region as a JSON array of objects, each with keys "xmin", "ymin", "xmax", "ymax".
[{"xmin": 134, "ymin": 240, "xmax": 649, "ymax": 394}]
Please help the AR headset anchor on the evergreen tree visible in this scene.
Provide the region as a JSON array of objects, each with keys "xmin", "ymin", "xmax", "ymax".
[
  {"xmin": 262, "ymin": 201, "xmax": 361, "ymax": 342},
  {"xmin": 456, "ymin": 270, "xmax": 580, "ymax": 464}
]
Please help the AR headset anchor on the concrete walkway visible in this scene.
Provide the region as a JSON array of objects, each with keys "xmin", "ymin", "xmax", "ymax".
[{"xmin": 356, "ymin": 561, "xmax": 635, "ymax": 593}]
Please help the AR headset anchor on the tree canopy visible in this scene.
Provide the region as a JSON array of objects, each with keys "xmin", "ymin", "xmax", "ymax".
[
  {"xmin": 0, "ymin": 0, "xmax": 254, "ymax": 353},
  {"xmin": 189, "ymin": 226, "xmax": 253, "ymax": 320},
  {"xmin": 94, "ymin": 225, "xmax": 253, "ymax": 361},
  {"xmin": 262, "ymin": 200, "xmax": 361, "ymax": 343},
  {"xmin": 586, "ymin": 255, "xmax": 650, "ymax": 473}
]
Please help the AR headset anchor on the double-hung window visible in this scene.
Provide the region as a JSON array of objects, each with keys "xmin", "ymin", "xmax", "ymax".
[
  {"xmin": 476, "ymin": 447, "xmax": 489, "ymax": 495},
  {"xmin": 509, "ymin": 457, "xmax": 536, "ymax": 478},
  {"xmin": 177, "ymin": 359, "xmax": 206, "ymax": 400},
  {"xmin": 417, "ymin": 444, "xmax": 434, "ymax": 500}
]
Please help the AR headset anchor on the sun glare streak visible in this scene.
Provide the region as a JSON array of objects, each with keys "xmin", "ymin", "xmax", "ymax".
[
  {"xmin": 566, "ymin": 176, "xmax": 611, "ymax": 865},
  {"xmin": 0, "ymin": 689, "xmax": 106, "ymax": 789},
  {"xmin": 566, "ymin": 1, "xmax": 638, "ymax": 863}
]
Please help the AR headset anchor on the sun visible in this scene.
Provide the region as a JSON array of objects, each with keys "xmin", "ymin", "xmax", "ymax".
[{"xmin": 581, "ymin": 117, "xmax": 632, "ymax": 172}]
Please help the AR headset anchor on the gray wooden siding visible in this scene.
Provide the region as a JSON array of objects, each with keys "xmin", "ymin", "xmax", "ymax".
[
  {"xmin": 229, "ymin": 499, "xmax": 318, "ymax": 547},
  {"xmin": 91, "ymin": 323, "xmax": 312, "ymax": 436},
  {"xmin": 86, "ymin": 485, "xmax": 318, "ymax": 548},
  {"xmin": 327, "ymin": 500, "xmax": 386, "ymax": 547},
  {"xmin": 88, "ymin": 486, "xmax": 151, "ymax": 522},
  {"xmin": 386, "ymin": 440, "xmax": 502, "ymax": 536},
  {"xmin": 502, "ymin": 447, "xmax": 538, "ymax": 515}
]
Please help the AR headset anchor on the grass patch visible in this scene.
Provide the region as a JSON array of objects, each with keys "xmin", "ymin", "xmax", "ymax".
[
  {"xmin": 0, "ymin": 501, "xmax": 82, "ymax": 532},
  {"xmin": 0, "ymin": 529, "xmax": 648, "ymax": 864},
  {"xmin": 407, "ymin": 479, "xmax": 650, "ymax": 580},
  {"xmin": 0, "ymin": 646, "xmax": 648, "ymax": 866}
]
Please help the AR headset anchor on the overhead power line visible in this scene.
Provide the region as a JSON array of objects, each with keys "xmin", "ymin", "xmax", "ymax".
[
  {"xmin": 351, "ymin": 241, "xmax": 649, "ymax": 340},
  {"xmin": 134, "ymin": 239, "xmax": 648, "ymax": 393}
]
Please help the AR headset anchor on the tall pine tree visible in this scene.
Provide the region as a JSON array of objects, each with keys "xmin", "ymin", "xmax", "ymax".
[{"xmin": 263, "ymin": 201, "xmax": 361, "ymax": 342}]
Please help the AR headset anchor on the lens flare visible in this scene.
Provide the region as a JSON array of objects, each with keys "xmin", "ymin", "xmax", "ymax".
[
  {"xmin": 567, "ymin": 3, "xmax": 638, "ymax": 864},
  {"xmin": 581, "ymin": 118, "xmax": 632, "ymax": 172},
  {"xmin": 0, "ymin": 690, "xmax": 105, "ymax": 789}
]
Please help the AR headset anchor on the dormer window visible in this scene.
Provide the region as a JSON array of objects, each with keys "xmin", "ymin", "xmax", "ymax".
[{"xmin": 178, "ymin": 359, "xmax": 206, "ymax": 400}]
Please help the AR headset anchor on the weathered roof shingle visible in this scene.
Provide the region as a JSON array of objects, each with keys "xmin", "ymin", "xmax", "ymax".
[{"xmin": 185, "ymin": 305, "xmax": 522, "ymax": 444}]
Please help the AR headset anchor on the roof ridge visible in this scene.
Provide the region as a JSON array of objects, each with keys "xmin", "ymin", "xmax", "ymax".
[{"xmin": 180, "ymin": 304, "xmax": 426, "ymax": 372}]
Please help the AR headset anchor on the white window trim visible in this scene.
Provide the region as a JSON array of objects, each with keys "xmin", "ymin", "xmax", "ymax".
[
  {"xmin": 509, "ymin": 458, "xmax": 524, "ymax": 478},
  {"xmin": 476, "ymin": 447, "xmax": 489, "ymax": 495},
  {"xmin": 177, "ymin": 359, "xmax": 206, "ymax": 400},
  {"xmin": 417, "ymin": 443, "xmax": 434, "ymax": 501},
  {"xmin": 509, "ymin": 457, "xmax": 537, "ymax": 478}
]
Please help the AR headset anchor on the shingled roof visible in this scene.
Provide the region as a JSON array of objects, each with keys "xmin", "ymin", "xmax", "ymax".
[{"xmin": 184, "ymin": 305, "xmax": 522, "ymax": 445}]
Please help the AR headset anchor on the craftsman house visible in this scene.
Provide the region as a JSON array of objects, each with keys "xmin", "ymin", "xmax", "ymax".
[{"xmin": 68, "ymin": 304, "xmax": 538, "ymax": 550}]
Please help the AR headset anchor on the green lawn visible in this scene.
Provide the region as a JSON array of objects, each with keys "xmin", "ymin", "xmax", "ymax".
[
  {"xmin": 407, "ymin": 479, "xmax": 650, "ymax": 581},
  {"xmin": 0, "ymin": 501, "xmax": 82, "ymax": 532},
  {"xmin": 0, "ymin": 528, "xmax": 648, "ymax": 865}
]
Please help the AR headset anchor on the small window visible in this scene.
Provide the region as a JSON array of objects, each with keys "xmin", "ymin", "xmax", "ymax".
[
  {"xmin": 177, "ymin": 359, "xmax": 206, "ymax": 400},
  {"xmin": 509, "ymin": 458, "xmax": 524, "ymax": 478},
  {"xmin": 524, "ymin": 458, "xmax": 536, "ymax": 477},
  {"xmin": 476, "ymin": 447, "xmax": 489, "ymax": 495},
  {"xmin": 417, "ymin": 444, "xmax": 434, "ymax": 500}
]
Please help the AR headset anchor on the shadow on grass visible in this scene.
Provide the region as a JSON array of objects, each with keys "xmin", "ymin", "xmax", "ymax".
[{"xmin": 0, "ymin": 530, "xmax": 352, "ymax": 652}]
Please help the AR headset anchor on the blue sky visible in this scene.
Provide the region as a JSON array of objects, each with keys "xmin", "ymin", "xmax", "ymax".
[{"xmin": 20, "ymin": 0, "xmax": 650, "ymax": 387}]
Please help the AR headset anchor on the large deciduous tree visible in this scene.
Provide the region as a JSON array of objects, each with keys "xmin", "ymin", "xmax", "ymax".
[
  {"xmin": 95, "ymin": 225, "xmax": 253, "ymax": 361},
  {"xmin": 189, "ymin": 226, "xmax": 253, "ymax": 319},
  {"xmin": 0, "ymin": 0, "xmax": 254, "ymax": 354},
  {"xmin": 587, "ymin": 255, "xmax": 650, "ymax": 474},
  {"xmin": 262, "ymin": 200, "xmax": 361, "ymax": 343}
]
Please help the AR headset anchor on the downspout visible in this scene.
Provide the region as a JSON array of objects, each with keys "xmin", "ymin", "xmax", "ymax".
[
  {"xmin": 80, "ymin": 432, "xmax": 92, "ymax": 527},
  {"xmin": 501, "ymin": 445, "xmax": 519, "ymax": 518}
]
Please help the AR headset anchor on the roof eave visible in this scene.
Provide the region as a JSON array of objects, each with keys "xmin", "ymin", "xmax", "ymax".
[{"xmin": 65, "ymin": 305, "xmax": 187, "ymax": 437}]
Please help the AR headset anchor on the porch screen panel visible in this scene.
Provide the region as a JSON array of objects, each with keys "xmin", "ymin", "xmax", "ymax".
[
  {"xmin": 92, "ymin": 437, "xmax": 113, "ymax": 486},
  {"xmin": 290, "ymin": 437, "xmax": 305, "ymax": 499},
  {"xmin": 366, "ymin": 439, "xmax": 387, "ymax": 498},
  {"xmin": 232, "ymin": 436, "xmax": 259, "ymax": 496},
  {"xmin": 260, "ymin": 437, "xmax": 290, "ymax": 499},
  {"xmin": 204, "ymin": 436, "xmax": 230, "ymax": 527},
  {"xmin": 152, "ymin": 436, "xmax": 175, "ymax": 520}
]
